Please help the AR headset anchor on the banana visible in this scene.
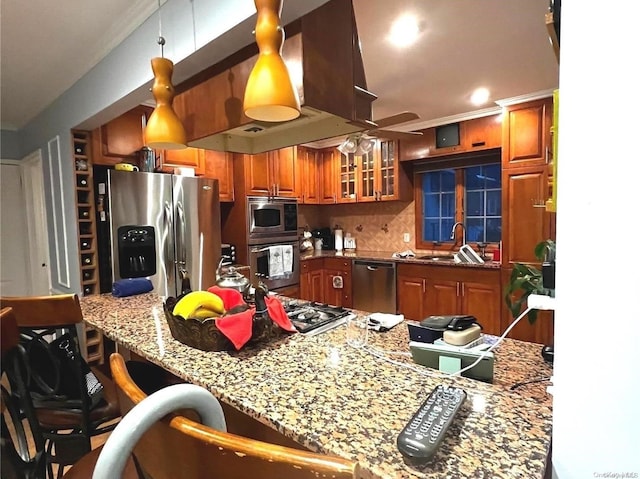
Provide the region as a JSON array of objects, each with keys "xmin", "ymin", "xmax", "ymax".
[
  {"xmin": 189, "ymin": 307, "xmax": 221, "ymax": 321},
  {"xmin": 173, "ymin": 291, "xmax": 225, "ymax": 319}
]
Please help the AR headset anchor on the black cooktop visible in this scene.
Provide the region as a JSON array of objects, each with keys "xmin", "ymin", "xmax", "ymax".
[{"xmin": 283, "ymin": 301, "xmax": 350, "ymax": 333}]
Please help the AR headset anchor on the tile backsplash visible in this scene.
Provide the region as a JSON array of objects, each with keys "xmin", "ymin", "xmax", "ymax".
[{"xmin": 299, "ymin": 201, "xmax": 418, "ymax": 252}]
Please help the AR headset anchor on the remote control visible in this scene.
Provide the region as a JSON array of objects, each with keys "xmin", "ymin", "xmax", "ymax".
[{"xmin": 397, "ymin": 384, "xmax": 466, "ymax": 461}]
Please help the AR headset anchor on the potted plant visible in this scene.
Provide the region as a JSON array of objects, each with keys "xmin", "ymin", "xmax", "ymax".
[{"xmin": 504, "ymin": 239, "xmax": 556, "ymax": 325}]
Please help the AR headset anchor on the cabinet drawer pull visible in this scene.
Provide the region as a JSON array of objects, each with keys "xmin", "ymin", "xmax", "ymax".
[{"xmin": 471, "ymin": 141, "xmax": 486, "ymax": 147}]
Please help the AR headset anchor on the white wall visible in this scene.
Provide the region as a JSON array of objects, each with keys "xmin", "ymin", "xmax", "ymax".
[
  {"xmin": 553, "ymin": 1, "xmax": 640, "ymax": 477},
  {"xmin": 15, "ymin": 0, "xmax": 329, "ymax": 294}
]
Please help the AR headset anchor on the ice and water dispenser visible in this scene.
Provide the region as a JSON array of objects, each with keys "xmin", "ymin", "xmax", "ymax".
[{"xmin": 117, "ymin": 226, "xmax": 156, "ymax": 278}]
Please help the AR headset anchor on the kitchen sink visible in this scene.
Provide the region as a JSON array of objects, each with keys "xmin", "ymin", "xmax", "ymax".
[{"xmin": 416, "ymin": 254, "xmax": 456, "ymax": 261}]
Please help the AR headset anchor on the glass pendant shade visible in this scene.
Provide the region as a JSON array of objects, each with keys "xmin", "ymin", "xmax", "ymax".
[
  {"xmin": 337, "ymin": 136, "xmax": 359, "ymax": 155},
  {"xmin": 243, "ymin": 0, "xmax": 301, "ymax": 122},
  {"xmin": 356, "ymin": 137, "xmax": 375, "ymax": 155},
  {"xmin": 145, "ymin": 57, "xmax": 187, "ymax": 150}
]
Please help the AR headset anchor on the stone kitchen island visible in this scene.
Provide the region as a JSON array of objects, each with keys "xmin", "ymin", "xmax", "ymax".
[{"xmin": 80, "ymin": 292, "xmax": 552, "ymax": 479}]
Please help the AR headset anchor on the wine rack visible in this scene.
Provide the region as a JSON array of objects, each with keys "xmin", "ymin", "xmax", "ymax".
[{"xmin": 72, "ymin": 130, "xmax": 104, "ymax": 365}]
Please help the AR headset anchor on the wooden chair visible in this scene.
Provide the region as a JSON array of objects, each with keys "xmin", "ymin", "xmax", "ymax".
[
  {"xmin": 0, "ymin": 295, "xmax": 121, "ymax": 478},
  {"xmin": 64, "ymin": 352, "xmax": 359, "ymax": 479},
  {"xmin": 1, "ymin": 306, "xmax": 46, "ymax": 479}
]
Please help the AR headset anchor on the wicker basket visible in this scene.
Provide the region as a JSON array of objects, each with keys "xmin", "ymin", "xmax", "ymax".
[{"xmin": 163, "ymin": 297, "xmax": 284, "ymax": 352}]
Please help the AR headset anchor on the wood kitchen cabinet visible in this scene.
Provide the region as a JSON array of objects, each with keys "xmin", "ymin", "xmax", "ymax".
[
  {"xmin": 159, "ymin": 147, "xmax": 205, "ymax": 175},
  {"xmin": 396, "ymin": 264, "xmax": 502, "ymax": 336},
  {"xmin": 322, "ymin": 258, "xmax": 352, "ymax": 308},
  {"xmin": 357, "ymin": 140, "xmax": 411, "ymax": 202},
  {"xmin": 338, "ymin": 151, "xmax": 358, "ymax": 203},
  {"xmin": 319, "ymin": 140, "xmax": 411, "ymax": 204},
  {"xmin": 501, "ymin": 97, "xmax": 554, "ymax": 267},
  {"xmin": 297, "ymin": 146, "xmax": 320, "ymax": 204},
  {"xmin": 502, "ymin": 98, "xmax": 553, "ymax": 169},
  {"xmin": 244, "ymin": 147, "xmax": 298, "ymax": 198},
  {"xmin": 92, "ymin": 105, "xmax": 152, "ymax": 165},
  {"xmin": 300, "ymin": 259, "xmax": 324, "ymax": 303},
  {"xmin": 462, "ymin": 115, "xmax": 503, "ymax": 151},
  {"xmin": 320, "ymin": 149, "xmax": 339, "ymax": 204},
  {"xmin": 203, "ymin": 150, "xmax": 234, "ymax": 202},
  {"xmin": 397, "ymin": 274, "xmax": 428, "ymax": 322},
  {"xmin": 300, "ymin": 258, "xmax": 352, "ymax": 308}
]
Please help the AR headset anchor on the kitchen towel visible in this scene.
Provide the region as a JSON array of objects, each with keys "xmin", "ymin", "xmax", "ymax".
[
  {"xmin": 268, "ymin": 246, "xmax": 285, "ymax": 277},
  {"xmin": 282, "ymin": 245, "xmax": 293, "ymax": 275},
  {"xmin": 112, "ymin": 278, "xmax": 153, "ymax": 297},
  {"xmin": 367, "ymin": 312, "xmax": 405, "ymax": 332}
]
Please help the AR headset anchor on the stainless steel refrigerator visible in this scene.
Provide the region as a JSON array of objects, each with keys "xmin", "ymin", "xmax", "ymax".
[{"xmin": 107, "ymin": 170, "xmax": 221, "ymax": 297}]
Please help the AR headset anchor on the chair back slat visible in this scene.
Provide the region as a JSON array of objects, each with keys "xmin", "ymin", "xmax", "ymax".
[
  {"xmin": 110, "ymin": 353, "xmax": 359, "ymax": 479},
  {"xmin": 0, "ymin": 294, "xmax": 84, "ymax": 328}
]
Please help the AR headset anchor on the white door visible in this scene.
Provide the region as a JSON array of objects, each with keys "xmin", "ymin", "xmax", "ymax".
[
  {"xmin": 1, "ymin": 155, "xmax": 50, "ymax": 296},
  {"xmin": 1, "ymin": 162, "xmax": 31, "ymax": 295}
]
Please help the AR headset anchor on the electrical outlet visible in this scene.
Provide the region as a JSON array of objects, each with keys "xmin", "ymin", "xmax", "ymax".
[{"xmin": 403, "ymin": 233, "xmax": 410, "ymax": 243}]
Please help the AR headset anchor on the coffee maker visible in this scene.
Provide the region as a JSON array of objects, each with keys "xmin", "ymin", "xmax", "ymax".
[{"xmin": 311, "ymin": 227, "xmax": 334, "ymax": 250}]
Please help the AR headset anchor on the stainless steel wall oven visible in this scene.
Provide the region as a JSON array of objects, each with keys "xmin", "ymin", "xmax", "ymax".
[{"xmin": 246, "ymin": 197, "xmax": 299, "ymax": 291}]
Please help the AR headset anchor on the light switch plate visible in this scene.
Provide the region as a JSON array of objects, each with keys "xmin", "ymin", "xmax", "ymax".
[{"xmin": 403, "ymin": 233, "xmax": 410, "ymax": 243}]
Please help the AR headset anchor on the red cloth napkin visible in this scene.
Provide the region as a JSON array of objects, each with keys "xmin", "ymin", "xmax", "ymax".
[
  {"xmin": 207, "ymin": 285, "xmax": 244, "ymax": 310},
  {"xmin": 265, "ymin": 296, "xmax": 297, "ymax": 332},
  {"xmin": 215, "ymin": 309, "xmax": 254, "ymax": 350}
]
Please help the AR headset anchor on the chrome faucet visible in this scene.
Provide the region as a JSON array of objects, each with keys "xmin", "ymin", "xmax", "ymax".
[{"xmin": 450, "ymin": 222, "xmax": 466, "ymax": 245}]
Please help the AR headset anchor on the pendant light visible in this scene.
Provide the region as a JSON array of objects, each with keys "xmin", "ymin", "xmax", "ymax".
[
  {"xmin": 144, "ymin": 0, "xmax": 187, "ymax": 150},
  {"xmin": 243, "ymin": 0, "xmax": 301, "ymax": 122}
]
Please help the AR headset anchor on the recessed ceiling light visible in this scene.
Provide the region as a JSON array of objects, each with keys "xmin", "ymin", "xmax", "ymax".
[
  {"xmin": 471, "ymin": 87, "xmax": 490, "ymax": 106},
  {"xmin": 388, "ymin": 14, "xmax": 420, "ymax": 48}
]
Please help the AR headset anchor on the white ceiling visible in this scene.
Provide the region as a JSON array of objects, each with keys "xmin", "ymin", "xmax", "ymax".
[{"xmin": 0, "ymin": 0, "xmax": 558, "ymax": 132}]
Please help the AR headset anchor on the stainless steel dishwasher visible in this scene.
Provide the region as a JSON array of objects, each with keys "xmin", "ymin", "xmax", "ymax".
[{"xmin": 352, "ymin": 260, "xmax": 397, "ymax": 313}]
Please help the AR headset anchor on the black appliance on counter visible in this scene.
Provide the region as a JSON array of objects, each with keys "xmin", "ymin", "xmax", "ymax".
[
  {"xmin": 283, "ymin": 301, "xmax": 350, "ymax": 333},
  {"xmin": 311, "ymin": 228, "xmax": 334, "ymax": 250}
]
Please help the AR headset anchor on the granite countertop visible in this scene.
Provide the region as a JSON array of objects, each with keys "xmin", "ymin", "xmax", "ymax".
[
  {"xmin": 81, "ymin": 293, "xmax": 552, "ymax": 479},
  {"xmin": 301, "ymin": 249, "xmax": 502, "ymax": 269}
]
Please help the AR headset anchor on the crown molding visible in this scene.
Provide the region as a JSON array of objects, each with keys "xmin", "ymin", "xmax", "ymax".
[{"xmin": 494, "ymin": 88, "xmax": 555, "ymax": 108}]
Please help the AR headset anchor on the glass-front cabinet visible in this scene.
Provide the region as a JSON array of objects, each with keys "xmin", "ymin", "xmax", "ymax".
[
  {"xmin": 328, "ymin": 139, "xmax": 410, "ymax": 204},
  {"xmin": 338, "ymin": 152, "xmax": 357, "ymax": 202},
  {"xmin": 379, "ymin": 140, "xmax": 396, "ymax": 200},
  {"xmin": 357, "ymin": 139, "xmax": 402, "ymax": 202}
]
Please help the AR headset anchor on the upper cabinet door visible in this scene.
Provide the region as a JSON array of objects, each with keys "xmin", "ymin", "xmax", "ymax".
[
  {"xmin": 502, "ymin": 98, "xmax": 553, "ymax": 169},
  {"xmin": 101, "ymin": 106, "xmax": 149, "ymax": 158},
  {"xmin": 271, "ymin": 147, "xmax": 297, "ymax": 198},
  {"xmin": 161, "ymin": 147, "xmax": 204, "ymax": 175},
  {"xmin": 203, "ymin": 150, "xmax": 234, "ymax": 202},
  {"xmin": 298, "ymin": 146, "xmax": 319, "ymax": 204},
  {"xmin": 320, "ymin": 149, "xmax": 338, "ymax": 204},
  {"xmin": 244, "ymin": 152, "xmax": 271, "ymax": 196},
  {"xmin": 338, "ymin": 152, "xmax": 358, "ymax": 203},
  {"xmin": 461, "ymin": 115, "xmax": 502, "ymax": 151}
]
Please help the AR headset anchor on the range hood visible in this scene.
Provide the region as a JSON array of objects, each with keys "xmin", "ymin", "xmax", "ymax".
[{"xmin": 174, "ymin": 0, "xmax": 376, "ymax": 155}]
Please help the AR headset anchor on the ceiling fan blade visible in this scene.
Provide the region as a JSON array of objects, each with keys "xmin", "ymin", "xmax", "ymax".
[
  {"xmin": 371, "ymin": 111, "xmax": 420, "ymax": 129},
  {"xmin": 369, "ymin": 129, "xmax": 423, "ymax": 141}
]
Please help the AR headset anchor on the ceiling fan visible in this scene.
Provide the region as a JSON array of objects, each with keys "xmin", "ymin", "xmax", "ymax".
[{"xmin": 338, "ymin": 111, "xmax": 423, "ymax": 154}]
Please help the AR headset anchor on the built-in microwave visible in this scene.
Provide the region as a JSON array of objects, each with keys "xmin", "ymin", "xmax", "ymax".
[{"xmin": 247, "ymin": 196, "xmax": 298, "ymax": 244}]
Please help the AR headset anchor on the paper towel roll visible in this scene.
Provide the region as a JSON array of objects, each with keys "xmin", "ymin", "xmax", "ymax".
[{"xmin": 334, "ymin": 228, "xmax": 343, "ymax": 251}]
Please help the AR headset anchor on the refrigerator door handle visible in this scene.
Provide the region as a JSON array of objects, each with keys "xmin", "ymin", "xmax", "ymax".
[
  {"xmin": 176, "ymin": 202, "xmax": 187, "ymax": 267},
  {"xmin": 163, "ymin": 201, "xmax": 174, "ymax": 287}
]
